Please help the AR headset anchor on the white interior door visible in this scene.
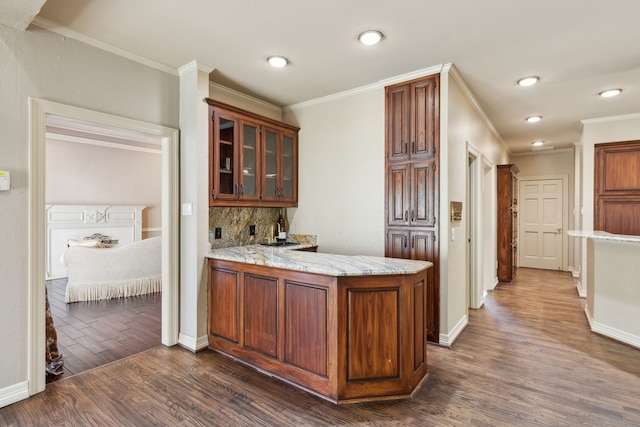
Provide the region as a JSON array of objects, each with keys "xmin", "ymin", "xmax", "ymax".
[{"xmin": 519, "ymin": 179, "xmax": 563, "ymax": 270}]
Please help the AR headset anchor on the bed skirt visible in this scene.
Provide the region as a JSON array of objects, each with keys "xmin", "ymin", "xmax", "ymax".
[{"xmin": 65, "ymin": 276, "xmax": 161, "ymax": 303}]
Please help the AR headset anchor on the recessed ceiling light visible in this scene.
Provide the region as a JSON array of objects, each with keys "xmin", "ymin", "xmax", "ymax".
[
  {"xmin": 517, "ymin": 76, "xmax": 539, "ymax": 87},
  {"xmin": 531, "ymin": 141, "xmax": 545, "ymax": 147},
  {"xmin": 526, "ymin": 116, "xmax": 542, "ymax": 123},
  {"xmin": 267, "ymin": 56, "xmax": 288, "ymax": 68},
  {"xmin": 599, "ymin": 88, "xmax": 622, "ymax": 98},
  {"xmin": 358, "ymin": 30, "xmax": 383, "ymax": 45}
]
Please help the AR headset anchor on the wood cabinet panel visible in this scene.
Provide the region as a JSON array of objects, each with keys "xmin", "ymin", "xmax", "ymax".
[
  {"xmin": 244, "ymin": 274, "xmax": 278, "ymax": 357},
  {"xmin": 411, "ymin": 162, "xmax": 436, "ymax": 227},
  {"xmin": 207, "ymin": 258, "xmax": 428, "ymax": 404},
  {"xmin": 386, "ymin": 84, "xmax": 410, "ymax": 162},
  {"xmin": 413, "ymin": 278, "xmax": 426, "ymax": 372},
  {"xmin": 284, "ymin": 281, "xmax": 328, "ymax": 376},
  {"xmin": 208, "ymin": 266, "xmax": 239, "ymax": 343},
  {"xmin": 346, "ymin": 288, "xmax": 400, "ymax": 381},
  {"xmin": 388, "ymin": 164, "xmax": 409, "ymax": 227},
  {"xmin": 410, "ymin": 78, "xmax": 439, "ymax": 160},
  {"xmin": 385, "ymin": 73, "xmax": 440, "ymax": 343},
  {"xmin": 598, "ymin": 199, "xmax": 640, "ymax": 235},
  {"xmin": 595, "ymin": 141, "xmax": 640, "ymax": 236},
  {"xmin": 386, "ymin": 75, "xmax": 439, "ymax": 162}
]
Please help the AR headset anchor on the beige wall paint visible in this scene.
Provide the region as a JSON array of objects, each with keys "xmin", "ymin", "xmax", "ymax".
[
  {"xmin": 283, "ymin": 89, "xmax": 386, "ymax": 256},
  {"xmin": 45, "ymin": 140, "xmax": 162, "ymax": 237},
  {"xmin": 0, "ymin": 23, "xmax": 178, "ymax": 397},
  {"xmin": 441, "ymin": 68, "xmax": 508, "ymax": 344}
]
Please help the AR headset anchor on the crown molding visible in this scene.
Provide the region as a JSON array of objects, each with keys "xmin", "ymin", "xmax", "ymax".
[
  {"xmin": 31, "ymin": 16, "xmax": 178, "ymax": 76},
  {"xmin": 581, "ymin": 112, "xmax": 640, "ymax": 125},
  {"xmin": 285, "ymin": 65, "xmax": 444, "ymax": 111},
  {"xmin": 209, "ymin": 82, "xmax": 283, "ymax": 116},
  {"xmin": 443, "ymin": 63, "xmax": 509, "ymax": 154}
]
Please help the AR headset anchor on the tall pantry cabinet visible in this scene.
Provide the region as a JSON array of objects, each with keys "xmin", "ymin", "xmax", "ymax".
[
  {"xmin": 385, "ymin": 74, "xmax": 440, "ymax": 343},
  {"xmin": 496, "ymin": 164, "xmax": 519, "ymax": 282}
]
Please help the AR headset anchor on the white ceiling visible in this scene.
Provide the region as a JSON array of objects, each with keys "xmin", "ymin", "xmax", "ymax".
[{"xmin": 9, "ymin": 0, "xmax": 640, "ymax": 153}]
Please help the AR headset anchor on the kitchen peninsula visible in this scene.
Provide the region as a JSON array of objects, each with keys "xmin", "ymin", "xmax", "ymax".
[
  {"xmin": 569, "ymin": 230, "xmax": 640, "ymax": 350},
  {"xmin": 206, "ymin": 244, "xmax": 432, "ymax": 404}
]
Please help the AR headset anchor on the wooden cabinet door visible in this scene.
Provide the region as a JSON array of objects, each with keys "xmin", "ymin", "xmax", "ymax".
[
  {"xmin": 409, "ymin": 230, "xmax": 438, "ymax": 343},
  {"xmin": 244, "ymin": 273, "xmax": 278, "ymax": 357},
  {"xmin": 595, "ymin": 140, "xmax": 640, "ymax": 235},
  {"xmin": 410, "ymin": 162, "xmax": 436, "ymax": 227},
  {"xmin": 385, "ymin": 228, "xmax": 410, "ymax": 259},
  {"xmin": 208, "ymin": 264, "xmax": 240, "ymax": 343},
  {"xmin": 409, "ymin": 76, "xmax": 438, "ymax": 160},
  {"xmin": 279, "ymin": 129, "xmax": 298, "ymax": 204},
  {"xmin": 386, "ymin": 84, "xmax": 411, "ymax": 163},
  {"xmin": 387, "ymin": 164, "xmax": 410, "ymax": 227},
  {"xmin": 210, "ymin": 110, "xmax": 239, "ymax": 203},
  {"xmin": 238, "ymin": 119, "xmax": 261, "ymax": 202},
  {"xmin": 262, "ymin": 126, "xmax": 280, "ymax": 203}
]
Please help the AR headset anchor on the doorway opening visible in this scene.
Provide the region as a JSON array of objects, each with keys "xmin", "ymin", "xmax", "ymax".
[{"xmin": 29, "ymin": 98, "xmax": 179, "ymax": 395}]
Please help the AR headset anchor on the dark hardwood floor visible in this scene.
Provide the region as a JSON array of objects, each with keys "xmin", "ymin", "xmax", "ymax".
[
  {"xmin": 45, "ymin": 278, "xmax": 161, "ymax": 381},
  {"xmin": 5, "ymin": 268, "xmax": 640, "ymax": 426}
]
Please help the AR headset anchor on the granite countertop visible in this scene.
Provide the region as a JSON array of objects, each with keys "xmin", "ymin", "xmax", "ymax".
[
  {"xmin": 206, "ymin": 243, "xmax": 432, "ymax": 277},
  {"xmin": 568, "ymin": 230, "xmax": 640, "ymax": 244}
]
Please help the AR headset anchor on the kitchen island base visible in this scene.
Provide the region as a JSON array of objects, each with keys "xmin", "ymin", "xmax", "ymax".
[{"xmin": 207, "ymin": 258, "xmax": 429, "ymax": 404}]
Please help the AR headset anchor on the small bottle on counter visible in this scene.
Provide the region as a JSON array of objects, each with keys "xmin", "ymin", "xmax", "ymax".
[{"xmin": 277, "ymin": 208, "xmax": 287, "ymax": 242}]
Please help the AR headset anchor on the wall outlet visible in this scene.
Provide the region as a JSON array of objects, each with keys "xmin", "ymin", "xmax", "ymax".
[
  {"xmin": 249, "ymin": 225, "xmax": 256, "ymax": 236},
  {"xmin": 214, "ymin": 227, "xmax": 222, "ymax": 239}
]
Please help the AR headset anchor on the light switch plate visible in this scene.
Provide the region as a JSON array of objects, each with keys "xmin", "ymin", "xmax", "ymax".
[{"xmin": 0, "ymin": 171, "xmax": 10, "ymax": 191}]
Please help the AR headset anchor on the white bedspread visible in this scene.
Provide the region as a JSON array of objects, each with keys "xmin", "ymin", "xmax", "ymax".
[{"xmin": 62, "ymin": 236, "xmax": 161, "ymax": 303}]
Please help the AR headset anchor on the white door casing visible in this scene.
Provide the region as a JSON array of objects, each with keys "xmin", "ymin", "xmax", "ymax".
[
  {"xmin": 29, "ymin": 98, "xmax": 180, "ymax": 396},
  {"xmin": 519, "ymin": 177, "xmax": 567, "ymax": 270}
]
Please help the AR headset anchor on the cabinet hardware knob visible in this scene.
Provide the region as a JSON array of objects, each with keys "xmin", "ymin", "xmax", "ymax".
[{"xmin": 405, "ymin": 210, "xmax": 408, "ymax": 222}]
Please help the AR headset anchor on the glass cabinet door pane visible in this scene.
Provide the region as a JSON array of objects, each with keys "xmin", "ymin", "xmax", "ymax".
[
  {"xmin": 264, "ymin": 129, "xmax": 278, "ymax": 198},
  {"xmin": 282, "ymin": 134, "xmax": 294, "ymax": 199},
  {"xmin": 218, "ymin": 117, "xmax": 235, "ymax": 196},
  {"xmin": 242, "ymin": 123, "xmax": 257, "ymax": 197}
]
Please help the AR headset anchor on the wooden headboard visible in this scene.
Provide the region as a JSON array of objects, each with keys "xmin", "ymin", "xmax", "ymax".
[{"xmin": 45, "ymin": 205, "xmax": 146, "ymax": 279}]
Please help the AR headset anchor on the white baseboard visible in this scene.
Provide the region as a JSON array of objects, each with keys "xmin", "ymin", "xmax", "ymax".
[
  {"xmin": 178, "ymin": 333, "xmax": 209, "ymax": 352},
  {"xmin": 576, "ymin": 283, "xmax": 587, "ymax": 298},
  {"xmin": 0, "ymin": 381, "xmax": 29, "ymax": 409},
  {"xmin": 438, "ymin": 314, "xmax": 468, "ymax": 348},
  {"xmin": 585, "ymin": 307, "xmax": 640, "ymax": 350}
]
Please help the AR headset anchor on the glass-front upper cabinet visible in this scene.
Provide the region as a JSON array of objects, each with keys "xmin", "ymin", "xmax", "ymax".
[
  {"xmin": 211, "ymin": 112, "xmax": 238, "ymax": 202},
  {"xmin": 207, "ymin": 98, "xmax": 298, "ymax": 207},
  {"xmin": 280, "ymin": 130, "xmax": 297, "ymax": 202},
  {"xmin": 239, "ymin": 120, "xmax": 260, "ymax": 202},
  {"xmin": 263, "ymin": 127, "xmax": 279, "ymax": 201},
  {"xmin": 262, "ymin": 127, "xmax": 298, "ymax": 204}
]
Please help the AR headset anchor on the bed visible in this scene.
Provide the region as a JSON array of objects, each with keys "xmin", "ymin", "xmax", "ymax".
[
  {"xmin": 45, "ymin": 204, "xmax": 146, "ymax": 280},
  {"xmin": 62, "ymin": 236, "xmax": 162, "ymax": 303}
]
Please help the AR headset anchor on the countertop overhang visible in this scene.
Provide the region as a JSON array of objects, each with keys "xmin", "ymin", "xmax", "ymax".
[
  {"xmin": 206, "ymin": 244, "xmax": 432, "ymax": 277},
  {"xmin": 568, "ymin": 230, "xmax": 640, "ymax": 244}
]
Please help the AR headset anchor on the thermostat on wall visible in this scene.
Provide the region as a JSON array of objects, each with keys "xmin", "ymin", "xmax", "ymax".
[{"xmin": 0, "ymin": 171, "xmax": 10, "ymax": 191}]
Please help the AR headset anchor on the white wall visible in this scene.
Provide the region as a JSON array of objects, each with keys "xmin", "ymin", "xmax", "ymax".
[
  {"xmin": 440, "ymin": 66, "xmax": 508, "ymax": 345},
  {"xmin": 283, "ymin": 89, "xmax": 386, "ymax": 256},
  {"xmin": 0, "ymin": 23, "xmax": 178, "ymax": 403},
  {"xmin": 45, "ymin": 139, "xmax": 162, "ymax": 237}
]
